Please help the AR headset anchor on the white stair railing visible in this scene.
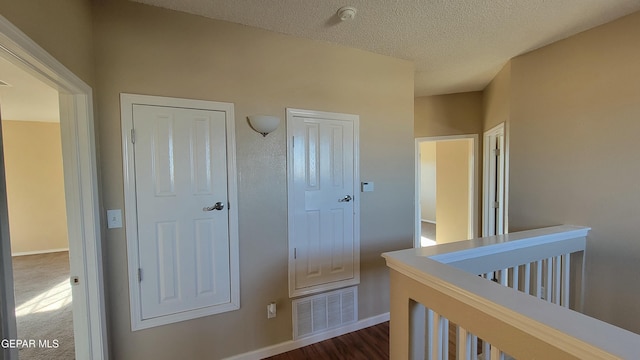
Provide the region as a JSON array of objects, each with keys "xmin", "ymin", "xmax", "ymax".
[{"xmin": 383, "ymin": 225, "xmax": 639, "ymax": 359}]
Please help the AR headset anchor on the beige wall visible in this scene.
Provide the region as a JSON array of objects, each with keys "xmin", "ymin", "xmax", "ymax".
[
  {"xmin": 483, "ymin": 62, "xmax": 511, "ymax": 131},
  {"xmin": 2, "ymin": 121, "xmax": 67, "ymax": 254},
  {"xmin": 435, "ymin": 140, "xmax": 472, "ymax": 243},
  {"xmin": 419, "ymin": 142, "xmax": 436, "ymax": 222},
  {"xmin": 415, "ymin": 91, "xmax": 483, "ymax": 138},
  {"xmin": 92, "ymin": 1, "xmax": 414, "ymax": 358},
  {"xmin": 487, "ymin": 10, "xmax": 640, "ymax": 333},
  {"xmin": 0, "ymin": 0, "xmax": 95, "ymax": 87}
]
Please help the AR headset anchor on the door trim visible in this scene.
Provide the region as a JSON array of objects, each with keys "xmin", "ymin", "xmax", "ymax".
[
  {"xmin": 414, "ymin": 135, "xmax": 479, "ymax": 247},
  {"xmin": 120, "ymin": 93, "xmax": 240, "ymax": 330},
  {"xmin": 482, "ymin": 122, "xmax": 509, "ymax": 236},
  {"xmin": 286, "ymin": 108, "xmax": 360, "ymax": 298},
  {"xmin": 0, "ymin": 14, "xmax": 107, "ymax": 360}
]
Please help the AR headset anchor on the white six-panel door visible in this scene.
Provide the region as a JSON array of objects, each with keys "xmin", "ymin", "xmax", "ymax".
[
  {"xmin": 133, "ymin": 104, "xmax": 231, "ymax": 319},
  {"xmin": 287, "ymin": 108, "xmax": 360, "ymax": 297},
  {"xmin": 121, "ymin": 94, "xmax": 239, "ymax": 330}
]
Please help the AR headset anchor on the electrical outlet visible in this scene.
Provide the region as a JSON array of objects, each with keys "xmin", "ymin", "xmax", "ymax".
[{"xmin": 267, "ymin": 302, "xmax": 276, "ymax": 319}]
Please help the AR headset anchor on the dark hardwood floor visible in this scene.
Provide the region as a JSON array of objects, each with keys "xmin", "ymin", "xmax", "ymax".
[{"xmin": 264, "ymin": 322, "xmax": 389, "ymax": 360}]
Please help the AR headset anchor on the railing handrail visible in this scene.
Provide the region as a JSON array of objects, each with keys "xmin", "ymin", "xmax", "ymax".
[{"xmin": 383, "ymin": 225, "xmax": 640, "ymax": 359}]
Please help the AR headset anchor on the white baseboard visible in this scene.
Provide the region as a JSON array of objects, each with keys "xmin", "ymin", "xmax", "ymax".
[
  {"xmin": 12, "ymin": 248, "xmax": 69, "ymax": 257},
  {"xmin": 421, "ymin": 219, "xmax": 436, "ymax": 224},
  {"xmin": 223, "ymin": 312, "xmax": 390, "ymax": 360}
]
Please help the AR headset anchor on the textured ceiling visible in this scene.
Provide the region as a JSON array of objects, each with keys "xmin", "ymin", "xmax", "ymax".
[
  {"xmin": 131, "ymin": 0, "xmax": 640, "ymax": 96},
  {"xmin": 0, "ymin": 56, "xmax": 59, "ymax": 122}
]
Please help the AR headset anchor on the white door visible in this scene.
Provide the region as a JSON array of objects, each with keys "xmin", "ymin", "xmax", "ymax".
[
  {"xmin": 483, "ymin": 123, "xmax": 506, "ymax": 236},
  {"xmin": 122, "ymin": 94, "xmax": 239, "ymax": 330},
  {"xmin": 287, "ymin": 108, "xmax": 360, "ymax": 297},
  {"xmin": 133, "ymin": 104, "xmax": 230, "ymax": 319}
]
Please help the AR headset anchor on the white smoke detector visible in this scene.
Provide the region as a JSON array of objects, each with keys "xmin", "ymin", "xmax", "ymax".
[{"xmin": 337, "ymin": 6, "xmax": 357, "ymax": 21}]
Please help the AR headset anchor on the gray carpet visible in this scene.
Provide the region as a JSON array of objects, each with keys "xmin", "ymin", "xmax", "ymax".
[{"xmin": 12, "ymin": 252, "xmax": 75, "ymax": 359}]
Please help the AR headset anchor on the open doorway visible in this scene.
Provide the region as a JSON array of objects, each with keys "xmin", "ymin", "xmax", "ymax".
[
  {"xmin": 0, "ymin": 56, "xmax": 75, "ymax": 358},
  {"xmin": 415, "ymin": 135, "xmax": 478, "ymax": 247},
  {"xmin": 0, "ymin": 16, "xmax": 107, "ymax": 360}
]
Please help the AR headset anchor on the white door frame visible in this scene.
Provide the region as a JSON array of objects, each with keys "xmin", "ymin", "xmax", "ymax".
[
  {"xmin": 482, "ymin": 122, "xmax": 509, "ymax": 236},
  {"xmin": 0, "ymin": 15, "xmax": 107, "ymax": 360},
  {"xmin": 120, "ymin": 93, "xmax": 240, "ymax": 330},
  {"xmin": 414, "ymin": 135, "xmax": 478, "ymax": 247}
]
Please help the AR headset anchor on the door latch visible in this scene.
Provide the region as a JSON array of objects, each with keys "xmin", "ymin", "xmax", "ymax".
[{"xmin": 203, "ymin": 202, "xmax": 225, "ymax": 211}]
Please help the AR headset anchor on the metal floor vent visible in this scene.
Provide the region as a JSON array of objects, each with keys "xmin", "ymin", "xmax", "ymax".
[{"xmin": 292, "ymin": 286, "xmax": 357, "ymax": 340}]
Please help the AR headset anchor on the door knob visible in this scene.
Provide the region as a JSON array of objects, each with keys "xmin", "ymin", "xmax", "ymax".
[
  {"xmin": 203, "ymin": 202, "xmax": 225, "ymax": 211},
  {"xmin": 339, "ymin": 195, "xmax": 352, "ymax": 203}
]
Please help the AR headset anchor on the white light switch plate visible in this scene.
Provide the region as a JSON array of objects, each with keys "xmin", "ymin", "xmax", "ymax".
[
  {"xmin": 106, "ymin": 209, "xmax": 123, "ymax": 229},
  {"xmin": 361, "ymin": 182, "xmax": 374, "ymax": 192}
]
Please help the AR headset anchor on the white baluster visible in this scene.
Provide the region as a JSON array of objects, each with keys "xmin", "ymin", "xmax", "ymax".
[
  {"xmin": 554, "ymin": 255, "xmax": 561, "ymax": 305},
  {"xmin": 427, "ymin": 309, "xmax": 434, "ymax": 360},
  {"xmin": 431, "ymin": 312, "xmax": 442, "ymax": 360},
  {"xmin": 524, "ymin": 263, "xmax": 531, "ymax": 295},
  {"xmin": 536, "ymin": 260, "xmax": 543, "ymax": 299},
  {"xmin": 442, "ymin": 318, "xmax": 449, "ymax": 360},
  {"xmin": 500, "ymin": 269, "xmax": 508, "ymax": 286},
  {"xmin": 546, "ymin": 257, "xmax": 553, "ymax": 302},
  {"xmin": 472, "ymin": 335, "xmax": 479, "ymax": 360},
  {"xmin": 562, "ymin": 253, "xmax": 570, "ymax": 308}
]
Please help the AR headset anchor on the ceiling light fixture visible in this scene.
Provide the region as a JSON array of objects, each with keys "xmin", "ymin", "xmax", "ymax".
[{"xmin": 337, "ymin": 6, "xmax": 357, "ymax": 21}]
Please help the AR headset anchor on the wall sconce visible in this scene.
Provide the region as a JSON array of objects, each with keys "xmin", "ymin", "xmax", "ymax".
[{"xmin": 248, "ymin": 115, "xmax": 280, "ymax": 137}]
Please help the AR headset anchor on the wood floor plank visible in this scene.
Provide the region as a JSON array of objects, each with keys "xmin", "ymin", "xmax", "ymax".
[{"xmin": 264, "ymin": 322, "xmax": 389, "ymax": 360}]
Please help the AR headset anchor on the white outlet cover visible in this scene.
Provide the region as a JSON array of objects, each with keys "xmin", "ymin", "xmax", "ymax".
[{"xmin": 106, "ymin": 209, "xmax": 123, "ymax": 229}]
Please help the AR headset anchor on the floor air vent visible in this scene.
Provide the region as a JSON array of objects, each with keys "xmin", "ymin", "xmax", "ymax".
[{"xmin": 293, "ymin": 286, "xmax": 357, "ymax": 340}]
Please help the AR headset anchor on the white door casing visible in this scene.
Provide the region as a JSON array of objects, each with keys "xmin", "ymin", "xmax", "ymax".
[
  {"xmin": 121, "ymin": 94, "xmax": 239, "ymax": 330},
  {"xmin": 287, "ymin": 108, "xmax": 360, "ymax": 298},
  {"xmin": 0, "ymin": 15, "xmax": 107, "ymax": 360},
  {"xmin": 483, "ymin": 123, "xmax": 508, "ymax": 236},
  {"xmin": 413, "ymin": 135, "xmax": 479, "ymax": 247}
]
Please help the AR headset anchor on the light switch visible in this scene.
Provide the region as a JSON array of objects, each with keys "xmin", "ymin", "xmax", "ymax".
[
  {"xmin": 361, "ymin": 182, "xmax": 374, "ymax": 192},
  {"xmin": 106, "ymin": 209, "xmax": 123, "ymax": 229}
]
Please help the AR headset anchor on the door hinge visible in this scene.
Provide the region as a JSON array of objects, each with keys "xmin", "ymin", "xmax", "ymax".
[
  {"xmin": 138, "ymin": 268, "xmax": 143, "ymax": 282},
  {"xmin": 131, "ymin": 129, "xmax": 135, "ymax": 144},
  {"xmin": 292, "ymin": 136, "xmax": 295, "ymax": 148},
  {"xmin": 294, "ymin": 248, "xmax": 297, "ymax": 259},
  {"xmin": 493, "ymin": 201, "xmax": 500, "ymax": 208}
]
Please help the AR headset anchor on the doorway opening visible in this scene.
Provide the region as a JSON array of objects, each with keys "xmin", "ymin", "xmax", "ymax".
[
  {"xmin": 0, "ymin": 55, "xmax": 75, "ymax": 358},
  {"xmin": 0, "ymin": 16, "xmax": 107, "ymax": 360},
  {"xmin": 414, "ymin": 135, "xmax": 478, "ymax": 248}
]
